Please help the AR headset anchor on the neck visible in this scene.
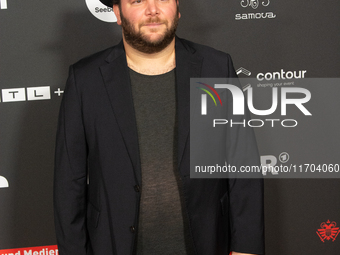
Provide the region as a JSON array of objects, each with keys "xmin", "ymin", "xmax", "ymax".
[{"xmin": 123, "ymin": 37, "xmax": 176, "ymax": 75}]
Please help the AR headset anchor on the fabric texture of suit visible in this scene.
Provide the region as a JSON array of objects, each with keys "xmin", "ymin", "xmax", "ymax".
[{"xmin": 54, "ymin": 36, "xmax": 264, "ymax": 255}]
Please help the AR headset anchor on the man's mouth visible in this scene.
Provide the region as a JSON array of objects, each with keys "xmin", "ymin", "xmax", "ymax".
[{"xmin": 144, "ymin": 22, "xmax": 164, "ymax": 27}]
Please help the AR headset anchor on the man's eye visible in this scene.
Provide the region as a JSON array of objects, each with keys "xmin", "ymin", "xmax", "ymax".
[{"xmin": 132, "ymin": 0, "xmax": 142, "ymax": 3}]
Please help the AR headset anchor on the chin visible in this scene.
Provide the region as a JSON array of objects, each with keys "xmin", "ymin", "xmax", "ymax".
[{"xmin": 143, "ymin": 35, "xmax": 166, "ymax": 44}]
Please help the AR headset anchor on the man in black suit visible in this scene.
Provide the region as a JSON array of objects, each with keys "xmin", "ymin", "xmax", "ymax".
[{"xmin": 54, "ymin": 0, "xmax": 264, "ymax": 254}]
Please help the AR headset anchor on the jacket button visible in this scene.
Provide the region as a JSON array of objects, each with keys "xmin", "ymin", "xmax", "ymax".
[
  {"xmin": 130, "ymin": 226, "xmax": 136, "ymax": 233},
  {"xmin": 134, "ymin": 185, "xmax": 140, "ymax": 192}
]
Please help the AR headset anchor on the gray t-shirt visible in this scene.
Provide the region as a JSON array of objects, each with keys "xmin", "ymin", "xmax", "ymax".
[{"xmin": 129, "ymin": 68, "xmax": 194, "ymax": 255}]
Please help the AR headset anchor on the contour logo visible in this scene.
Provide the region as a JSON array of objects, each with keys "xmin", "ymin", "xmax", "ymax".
[
  {"xmin": 236, "ymin": 67, "xmax": 251, "ymax": 76},
  {"xmin": 0, "ymin": 175, "xmax": 9, "ymax": 188},
  {"xmin": 0, "ymin": 0, "xmax": 7, "ymax": 9},
  {"xmin": 85, "ymin": 0, "xmax": 117, "ymax": 23},
  {"xmin": 257, "ymin": 69, "xmax": 307, "ymax": 81}
]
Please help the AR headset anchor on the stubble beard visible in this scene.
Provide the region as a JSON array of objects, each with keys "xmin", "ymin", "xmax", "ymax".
[{"xmin": 120, "ymin": 6, "xmax": 179, "ymax": 54}]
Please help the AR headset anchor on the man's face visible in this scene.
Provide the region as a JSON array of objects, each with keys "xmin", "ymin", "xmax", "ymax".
[{"xmin": 113, "ymin": 0, "xmax": 180, "ymax": 54}]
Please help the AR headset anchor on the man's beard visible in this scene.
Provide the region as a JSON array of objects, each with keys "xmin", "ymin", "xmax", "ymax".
[{"xmin": 120, "ymin": 6, "xmax": 179, "ymax": 54}]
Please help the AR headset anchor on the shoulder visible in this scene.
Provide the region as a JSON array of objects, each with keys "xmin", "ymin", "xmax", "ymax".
[
  {"xmin": 73, "ymin": 48, "xmax": 112, "ymax": 69},
  {"xmin": 70, "ymin": 41, "xmax": 124, "ymax": 73},
  {"xmin": 176, "ymin": 37, "xmax": 237, "ymax": 77},
  {"xmin": 178, "ymin": 37, "xmax": 231, "ymax": 60},
  {"xmin": 63, "ymin": 42, "xmax": 126, "ymax": 94},
  {"xmin": 177, "ymin": 36, "xmax": 234, "ymax": 62}
]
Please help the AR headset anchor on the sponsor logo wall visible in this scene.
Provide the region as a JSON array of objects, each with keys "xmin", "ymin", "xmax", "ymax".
[{"xmin": 0, "ymin": 0, "xmax": 339, "ymax": 253}]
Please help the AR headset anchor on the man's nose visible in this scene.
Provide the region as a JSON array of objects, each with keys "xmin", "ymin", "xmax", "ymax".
[{"xmin": 145, "ymin": 0, "xmax": 159, "ymax": 16}]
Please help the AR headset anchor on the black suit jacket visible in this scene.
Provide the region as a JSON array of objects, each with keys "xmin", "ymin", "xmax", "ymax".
[{"xmin": 54, "ymin": 37, "xmax": 264, "ymax": 255}]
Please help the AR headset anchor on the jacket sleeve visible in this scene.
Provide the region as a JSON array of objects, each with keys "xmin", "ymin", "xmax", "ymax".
[
  {"xmin": 54, "ymin": 65, "xmax": 88, "ymax": 254},
  {"xmin": 226, "ymin": 55, "xmax": 265, "ymax": 254}
]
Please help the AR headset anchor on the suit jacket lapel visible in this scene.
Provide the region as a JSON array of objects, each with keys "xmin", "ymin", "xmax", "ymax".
[
  {"xmin": 100, "ymin": 41, "xmax": 141, "ymax": 184},
  {"xmin": 175, "ymin": 37, "xmax": 203, "ymax": 174}
]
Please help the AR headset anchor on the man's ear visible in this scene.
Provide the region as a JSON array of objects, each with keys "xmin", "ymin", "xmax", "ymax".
[
  {"xmin": 177, "ymin": 0, "xmax": 181, "ymax": 19},
  {"xmin": 113, "ymin": 5, "xmax": 122, "ymax": 25}
]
